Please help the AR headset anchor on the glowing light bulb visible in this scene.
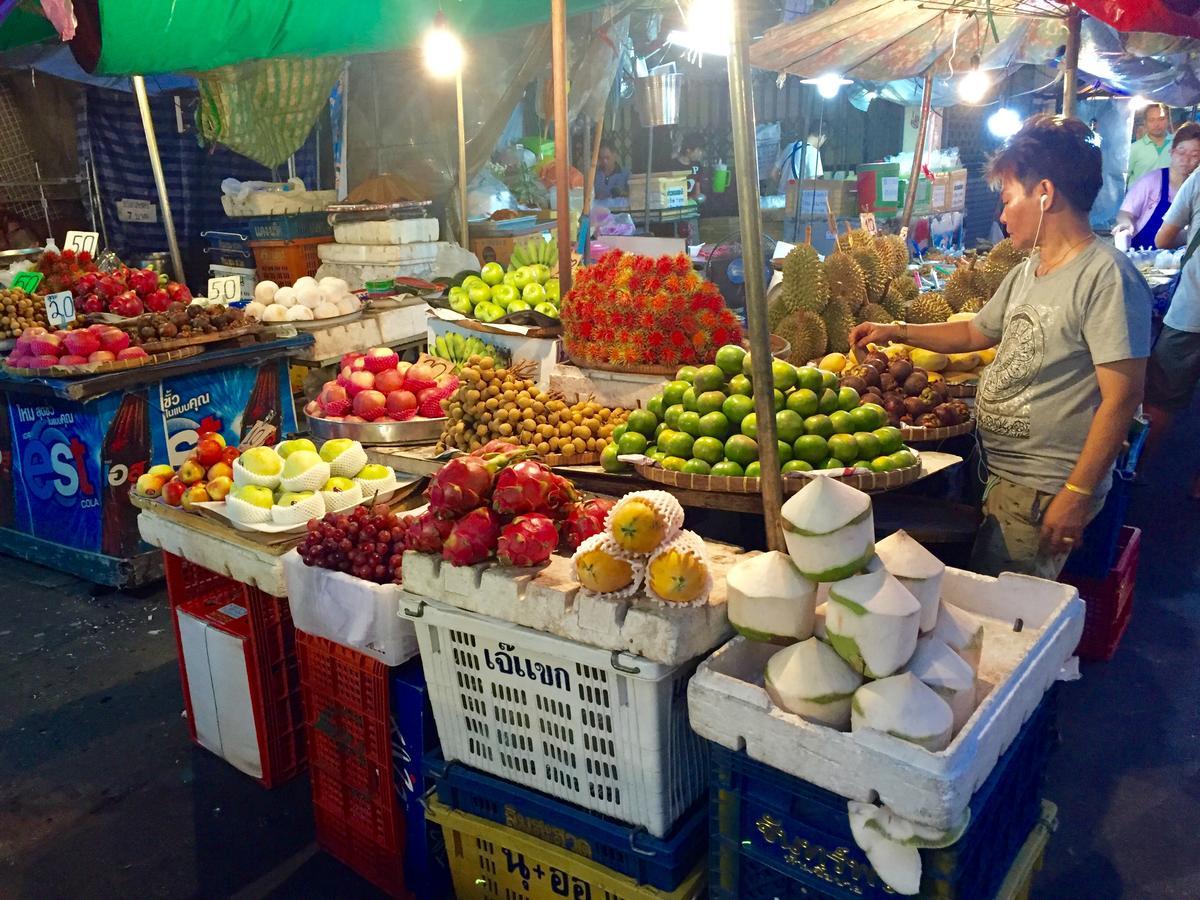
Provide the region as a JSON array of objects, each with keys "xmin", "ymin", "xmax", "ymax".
[
  {"xmin": 958, "ymin": 68, "xmax": 991, "ymax": 104},
  {"xmin": 988, "ymin": 108, "xmax": 1022, "ymax": 139},
  {"xmin": 423, "ymin": 17, "xmax": 463, "ymax": 79},
  {"xmin": 815, "ymin": 74, "xmax": 845, "ymax": 99}
]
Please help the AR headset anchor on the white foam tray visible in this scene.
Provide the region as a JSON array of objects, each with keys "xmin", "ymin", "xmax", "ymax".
[
  {"xmin": 687, "ymin": 567, "xmax": 1083, "ymax": 828},
  {"xmin": 137, "ymin": 511, "xmax": 289, "ymax": 597},
  {"xmin": 282, "ymin": 550, "xmax": 419, "ymax": 666},
  {"xmin": 401, "ymin": 541, "xmax": 744, "ymax": 667}
]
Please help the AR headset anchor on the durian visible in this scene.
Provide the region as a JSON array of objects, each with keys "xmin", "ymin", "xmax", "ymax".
[
  {"xmin": 852, "ymin": 249, "xmax": 888, "ymax": 303},
  {"xmin": 880, "ymin": 275, "xmax": 916, "ymax": 320},
  {"xmin": 824, "ymin": 252, "xmax": 869, "ymax": 313},
  {"xmin": 959, "ymin": 295, "xmax": 986, "ymax": 314},
  {"xmin": 846, "ymin": 228, "xmax": 877, "ymax": 252},
  {"xmin": 781, "ymin": 244, "xmax": 830, "ymax": 313},
  {"xmin": 858, "ymin": 302, "xmax": 893, "ymax": 324},
  {"xmin": 983, "ymin": 237, "xmax": 1027, "ymax": 275},
  {"xmin": 906, "ymin": 292, "xmax": 954, "ymax": 324},
  {"xmin": 766, "ymin": 281, "xmax": 789, "ymax": 331},
  {"xmin": 820, "ymin": 296, "xmax": 857, "ymax": 354},
  {"xmin": 777, "ymin": 309, "xmax": 828, "ymax": 366},
  {"xmin": 942, "ymin": 262, "xmax": 992, "ymax": 313},
  {"xmin": 875, "ymin": 234, "xmax": 910, "ymax": 280}
]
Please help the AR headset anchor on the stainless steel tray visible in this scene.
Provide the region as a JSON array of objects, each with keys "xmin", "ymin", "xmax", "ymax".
[{"xmin": 307, "ymin": 413, "xmax": 445, "ymax": 445}]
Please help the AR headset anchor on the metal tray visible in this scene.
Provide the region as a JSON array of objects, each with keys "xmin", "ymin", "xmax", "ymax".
[{"xmin": 307, "ymin": 413, "xmax": 445, "ymax": 445}]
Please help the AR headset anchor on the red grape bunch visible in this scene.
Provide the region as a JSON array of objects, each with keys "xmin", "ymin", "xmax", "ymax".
[{"xmin": 298, "ymin": 503, "xmax": 409, "ymax": 585}]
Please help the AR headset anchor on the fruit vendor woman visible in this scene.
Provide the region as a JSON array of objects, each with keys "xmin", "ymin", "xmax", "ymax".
[{"xmin": 851, "ymin": 115, "xmax": 1151, "ymax": 579}]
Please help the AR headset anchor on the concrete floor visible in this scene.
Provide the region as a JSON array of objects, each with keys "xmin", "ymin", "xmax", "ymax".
[{"xmin": 0, "ymin": 430, "xmax": 1195, "ymax": 898}]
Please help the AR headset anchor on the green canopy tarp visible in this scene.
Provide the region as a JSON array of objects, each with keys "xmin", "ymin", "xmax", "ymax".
[{"xmin": 70, "ymin": 0, "xmax": 610, "ymax": 75}]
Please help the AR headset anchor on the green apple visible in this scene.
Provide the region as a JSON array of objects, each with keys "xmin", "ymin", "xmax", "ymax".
[
  {"xmin": 522, "ymin": 282, "xmax": 547, "ymax": 305},
  {"xmin": 232, "ymin": 484, "xmax": 274, "ymax": 508},
  {"xmin": 461, "ymin": 275, "xmax": 485, "ymax": 291},
  {"xmin": 502, "ymin": 271, "xmax": 520, "ymax": 287},
  {"xmin": 322, "ymin": 476, "xmax": 356, "ymax": 492},
  {"xmin": 507, "ymin": 299, "xmax": 531, "ymax": 313},
  {"xmin": 467, "ymin": 283, "xmax": 492, "ymax": 305},
  {"xmin": 449, "ymin": 293, "xmax": 474, "ymax": 315},
  {"xmin": 491, "ymin": 284, "xmax": 519, "ymax": 308},
  {"xmin": 357, "ymin": 464, "xmax": 392, "ymax": 481},
  {"xmin": 275, "ymin": 490, "xmax": 316, "ymax": 507},
  {"xmin": 534, "ymin": 302, "xmax": 560, "ymax": 318},
  {"xmin": 318, "ymin": 438, "xmax": 355, "ymax": 463},
  {"xmin": 240, "ymin": 446, "xmax": 283, "ymax": 476},
  {"xmin": 475, "ymin": 302, "xmax": 505, "ymax": 323},
  {"xmin": 277, "ymin": 438, "xmax": 317, "ymax": 459},
  {"xmin": 544, "ymin": 278, "xmax": 560, "ymax": 301},
  {"xmin": 281, "ymin": 450, "xmax": 324, "ymax": 479},
  {"xmin": 480, "ymin": 262, "xmax": 505, "ymax": 286},
  {"xmin": 530, "ymin": 264, "xmax": 551, "ymax": 285},
  {"xmin": 513, "ymin": 267, "xmax": 535, "ymax": 290}
]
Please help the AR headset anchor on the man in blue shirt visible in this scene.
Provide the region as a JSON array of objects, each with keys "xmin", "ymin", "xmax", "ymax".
[{"xmin": 594, "ymin": 143, "xmax": 628, "ymax": 201}]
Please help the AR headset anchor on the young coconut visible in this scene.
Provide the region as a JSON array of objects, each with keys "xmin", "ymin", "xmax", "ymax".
[
  {"xmin": 905, "ymin": 635, "xmax": 977, "ymax": 735},
  {"xmin": 780, "ymin": 477, "xmax": 875, "ymax": 582},
  {"xmin": 848, "ymin": 800, "xmax": 970, "ymax": 851},
  {"xmin": 727, "ymin": 551, "xmax": 817, "ymax": 642},
  {"xmin": 813, "ymin": 602, "xmax": 828, "ymax": 640},
  {"xmin": 765, "ymin": 637, "xmax": 864, "ymax": 730},
  {"xmin": 847, "ymin": 803, "xmax": 922, "ymax": 896},
  {"xmin": 826, "ymin": 569, "xmax": 921, "ymax": 678},
  {"xmin": 932, "ymin": 602, "xmax": 985, "ymax": 672},
  {"xmin": 874, "ymin": 529, "xmax": 943, "ymax": 633},
  {"xmin": 851, "ymin": 672, "xmax": 954, "ymax": 752}
]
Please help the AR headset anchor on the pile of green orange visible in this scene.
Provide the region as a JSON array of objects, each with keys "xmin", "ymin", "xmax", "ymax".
[{"xmin": 601, "ymin": 344, "xmax": 918, "ymax": 477}]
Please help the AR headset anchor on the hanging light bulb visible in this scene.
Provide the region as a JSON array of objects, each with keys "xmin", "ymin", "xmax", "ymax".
[
  {"xmin": 958, "ymin": 55, "xmax": 991, "ymax": 104},
  {"xmin": 988, "ymin": 108, "xmax": 1022, "ymax": 139},
  {"xmin": 1128, "ymin": 95, "xmax": 1151, "ymax": 111},
  {"xmin": 423, "ymin": 12, "xmax": 463, "ymax": 79},
  {"xmin": 802, "ymin": 73, "xmax": 852, "ymax": 99}
]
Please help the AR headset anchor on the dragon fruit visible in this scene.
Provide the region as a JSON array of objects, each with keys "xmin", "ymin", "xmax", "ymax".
[
  {"xmin": 493, "ymin": 460, "xmax": 562, "ymax": 516},
  {"xmin": 472, "ymin": 440, "xmax": 523, "ymax": 457},
  {"xmin": 405, "ymin": 509, "xmax": 455, "ymax": 553},
  {"xmin": 561, "ymin": 498, "xmax": 616, "ymax": 551},
  {"xmin": 442, "ymin": 507, "xmax": 502, "ymax": 566},
  {"xmin": 428, "ymin": 449, "xmax": 530, "ymax": 519},
  {"xmin": 498, "ymin": 514, "xmax": 560, "ymax": 567}
]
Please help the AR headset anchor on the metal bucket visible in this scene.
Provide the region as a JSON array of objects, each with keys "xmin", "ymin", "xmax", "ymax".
[{"xmin": 634, "ymin": 74, "xmax": 683, "ymax": 127}]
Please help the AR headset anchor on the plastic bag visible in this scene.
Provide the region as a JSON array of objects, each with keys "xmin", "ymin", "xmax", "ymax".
[{"xmin": 468, "ymin": 170, "xmax": 517, "ymax": 217}]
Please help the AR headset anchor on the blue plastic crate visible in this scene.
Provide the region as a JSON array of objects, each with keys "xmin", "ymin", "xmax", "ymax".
[
  {"xmin": 1063, "ymin": 420, "xmax": 1148, "ymax": 579},
  {"xmin": 390, "ymin": 658, "xmax": 452, "ymax": 900},
  {"xmin": 247, "ymin": 213, "xmax": 332, "ymax": 241},
  {"xmin": 425, "ymin": 751, "xmax": 707, "ymax": 892},
  {"xmin": 709, "ymin": 688, "xmax": 1058, "ymax": 900},
  {"xmin": 201, "ymin": 229, "xmax": 250, "ymax": 252}
]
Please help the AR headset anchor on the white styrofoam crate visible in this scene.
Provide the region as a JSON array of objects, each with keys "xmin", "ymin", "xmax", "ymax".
[
  {"xmin": 314, "ymin": 260, "xmax": 437, "ymax": 291},
  {"xmin": 297, "ymin": 317, "xmax": 384, "ymax": 362},
  {"xmin": 399, "ymin": 596, "xmax": 707, "ymax": 837},
  {"xmin": 317, "ymin": 241, "xmax": 445, "ymax": 265},
  {"xmin": 374, "ymin": 303, "xmax": 429, "ymax": 344},
  {"xmin": 333, "ymin": 218, "xmax": 439, "ymax": 245},
  {"xmin": 137, "ymin": 511, "xmax": 288, "ymax": 597},
  {"xmin": 688, "ymin": 567, "xmax": 1083, "ymax": 829},
  {"xmin": 222, "ymin": 189, "xmax": 335, "ymax": 217},
  {"xmin": 283, "ymin": 550, "xmax": 419, "ymax": 666},
  {"xmin": 402, "ymin": 545, "xmax": 740, "ymax": 667}
]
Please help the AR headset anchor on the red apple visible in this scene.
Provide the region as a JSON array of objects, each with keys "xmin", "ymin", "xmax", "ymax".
[
  {"xmin": 99, "ymin": 329, "xmax": 131, "ymax": 353},
  {"xmin": 345, "ymin": 370, "xmax": 375, "ymax": 397},
  {"xmin": 195, "ymin": 437, "xmax": 224, "ymax": 467},
  {"xmin": 88, "ymin": 350, "xmax": 117, "ymax": 363},
  {"xmin": 29, "ymin": 355, "xmax": 59, "ymax": 368},
  {"xmin": 352, "ymin": 389, "xmax": 387, "ymax": 421},
  {"xmin": 206, "ymin": 460, "xmax": 233, "ymax": 481},
  {"xmin": 373, "ymin": 368, "xmax": 405, "ymax": 394},
  {"xmin": 117, "ymin": 347, "xmax": 149, "ymax": 360},
  {"xmin": 163, "ymin": 478, "xmax": 187, "ymax": 507},
  {"xmin": 64, "ymin": 331, "xmax": 100, "ymax": 357},
  {"xmin": 386, "ymin": 390, "xmax": 418, "ymax": 417},
  {"xmin": 221, "ymin": 446, "xmax": 241, "ymax": 464},
  {"xmin": 87, "ymin": 323, "xmax": 109, "ymax": 335},
  {"xmin": 59, "ymin": 355, "xmax": 89, "ymax": 366},
  {"xmin": 28, "ymin": 334, "xmax": 63, "ymax": 357},
  {"xmin": 319, "ymin": 382, "xmax": 348, "ymax": 407}
]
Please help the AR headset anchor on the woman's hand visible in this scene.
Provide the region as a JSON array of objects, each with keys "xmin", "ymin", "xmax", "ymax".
[{"xmin": 848, "ymin": 321, "xmax": 901, "ymax": 352}]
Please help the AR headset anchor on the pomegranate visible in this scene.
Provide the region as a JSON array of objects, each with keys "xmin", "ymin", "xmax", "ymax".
[
  {"xmin": 442, "ymin": 507, "xmax": 501, "ymax": 566},
  {"xmin": 560, "ymin": 498, "xmax": 616, "ymax": 551},
  {"xmin": 498, "ymin": 514, "xmax": 559, "ymax": 567}
]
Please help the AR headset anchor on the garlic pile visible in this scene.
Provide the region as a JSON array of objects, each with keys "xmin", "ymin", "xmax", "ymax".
[{"xmin": 245, "ymin": 276, "xmax": 362, "ymax": 323}]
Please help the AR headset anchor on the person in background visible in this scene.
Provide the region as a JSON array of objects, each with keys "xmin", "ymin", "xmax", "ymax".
[
  {"xmin": 593, "ymin": 142, "xmax": 629, "ymax": 201},
  {"xmin": 770, "ymin": 131, "xmax": 826, "ymax": 196},
  {"xmin": 1115, "ymin": 122, "xmax": 1200, "ymax": 249},
  {"xmin": 851, "ymin": 115, "xmax": 1151, "ymax": 579},
  {"xmin": 1128, "ymin": 104, "xmax": 1173, "ymax": 184},
  {"xmin": 671, "ymin": 132, "xmax": 706, "ymax": 202}
]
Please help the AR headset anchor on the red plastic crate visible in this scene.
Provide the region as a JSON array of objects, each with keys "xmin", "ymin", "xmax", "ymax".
[
  {"xmin": 296, "ymin": 630, "xmax": 411, "ymax": 898},
  {"xmin": 1062, "ymin": 526, "xmax": 1140, "ymax": 662},
  {"xmin": 162, "ymin": 552, "xmax": 306, "ymax": 788}
]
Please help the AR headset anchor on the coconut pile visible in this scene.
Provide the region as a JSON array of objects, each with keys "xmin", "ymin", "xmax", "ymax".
[
  {"xmin": 725, "ymin": 476, "xmax": 986, "ymax": 895},
  {"xmin": 244, "ymin": 276, "xmax": 362, "ymax": 323}
]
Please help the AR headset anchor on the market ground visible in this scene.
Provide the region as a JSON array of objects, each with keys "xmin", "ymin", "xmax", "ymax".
[{"xmin": 1, "ymin": 424, "xmax": 1197, "ymax": 898}]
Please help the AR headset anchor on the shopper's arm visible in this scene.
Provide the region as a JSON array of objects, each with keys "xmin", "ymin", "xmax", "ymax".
[
  {"xmin": 848, "ymin": 320, "xmax": 996, "ymax": 354},
  {"xmin": 1113, "ymin": 209, "xmax": 1137, "ymax": 233},
  {"xmin": 1156, "ymin": 222, "xmax": 1185, "ymax": 249},
  {"xmin": 1040, "ymin": 358, "xmax": 1145, "ymax": 554}
]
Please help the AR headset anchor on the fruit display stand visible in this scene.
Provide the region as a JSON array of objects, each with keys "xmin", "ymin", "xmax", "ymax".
[
  {"xmin": 426, "ymin": 313, "xmax": 560, "ymax": 392},
  {"xmin": 0, "ymin": 332, "xmax": 310, "ymax": 587}
]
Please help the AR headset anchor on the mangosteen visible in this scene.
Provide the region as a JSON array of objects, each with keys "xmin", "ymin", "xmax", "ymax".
[
  {"xmin": 866, "ymin": 351, "xmax": 890, "ymax": 369},
  {"xmin": 900, "ymin": 414, "xmax": 913, "ymax": 425},
  {"xmin": 917, "ymin": 412, "xmax": 942, "ymax": 428},
  {"xmin": 904, "ymin": 395, "xmax": 928, "ymax": 417},
  {"xmin": 879, "ymin": 372, "xmax": 898, "ymax": 392},
  {"xmin": 903, "ymin": 371, "xmax": 929, "ymax": 395},
  {"xmin": 842, "ymin": 375, "xmax": 869, "ymax": 395},
  {"xmin": 157, "ymin": 322, "xmax": 178, "ymax": 339},
  {"xmin": 935, "ymin": 404, "xmax": 960, "ymax": 426},
  {"xmin": 851, "ymin": 364, "xmax": 881, "ymax": 388},
  {"xmin": 889, "ymin": 359, "xmax": 914, "ymax": 383},
  {"xmin": 929, "ymin": 381, "xmax": 950, "ymax": 401}
]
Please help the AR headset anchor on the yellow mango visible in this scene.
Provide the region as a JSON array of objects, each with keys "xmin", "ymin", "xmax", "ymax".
[{"xmin": 910, "ymin": 348, "xmax": 950, "ymax": 372}]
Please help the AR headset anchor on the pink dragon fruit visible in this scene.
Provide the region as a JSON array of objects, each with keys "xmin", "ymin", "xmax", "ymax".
[
  {"xmin": 560, "ymin": 498, "xmax": 616, "ymax": 551},
  {"xmin": 405, "ymin": 510, "xmax": 455, "ymax": 553},
  {"xmin": 492, "ymin": 460, "xmax": 561, "ymax": 516},
  {"xmin": 497, "ymin": 513, "xmax": 559, "ymax": 567},
  {"xmin": 442, "ymin": 507, "xmax": 501, "ymax": 566},
  {"xmin": 428, "ymin": 449, "xmax": 530, "ymax": 519}
]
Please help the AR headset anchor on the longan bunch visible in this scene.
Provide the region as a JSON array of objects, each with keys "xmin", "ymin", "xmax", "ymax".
[
  {"xmin": 0, "ymin": 288, "xmax": 48, "ymax": 338},
  {"xmin": 439, "ymin": 355, "xmax": 628, "ymax": 458}
]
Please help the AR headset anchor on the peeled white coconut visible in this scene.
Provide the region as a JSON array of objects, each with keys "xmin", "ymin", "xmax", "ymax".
[
  {"xmin": 932, "ymin": 602, "xmax": 985, "ymax": 673},
  {"xmin": 851, "ymin": 672, "xmax": 954, "ymax": 752},
  {"xmin": 261, "ymin": 304, "xmax": 289, "ymax": 323},
  {"xmin": 314, "ymin": 301, "xmax": 341, "ymax": 319},
  {"xmin": 826, "ymin": 569, "xmax": 921, "ymax": 678},
  {"xmin": 781, "ymin": 477, "xmax": 875, "ymax": 582},
  {"xmin": 293, "ymin": 275, "xmax": 317, "ymax": 293},
  {"xmin": 335, "ymin": 296, "xmax": 357, "ymax": 316},
  {"xmin": 874, "ymin": 530, "xmax": 944, "ymax": 633},
  {"xmin": 848, "ymin": 803, "xmax": 922, "ymax": 895},
  {"xmin": 765, "ymin": 638, "xmax": 863, "ymax": 730},
  {"xmin": 253, "ymin": 280, "xmax": 279, "ymax": 304},
  {"xmin": 287, "ymin": 305, "xmax": 315, "ymax": 322},
  {"xmin": 296, "ymin": 283, "xmax": 322, "ymax": 309},
  {"xmin": 813, "ymin": 601, "xmax": 827, "ymax": 640},
  {"xmin": 319, "ymin": 276, "xmax": 349, "ymax": 296},
  {"xmin": 905, "ymin": 635, "xmax": 976, "ymax": 734},
  {"xmin": 273, "ymin": 286, "xmax": 298, "ymax": 308},
  {"xmin": 243, "ymin": 300, "xmax": 266, "ymax": 321},
  {"xmin": 726, "ymin": 551, "xmax": 817, "ymax": 643}
]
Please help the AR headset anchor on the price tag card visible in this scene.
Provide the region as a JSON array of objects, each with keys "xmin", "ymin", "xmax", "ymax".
[
  {"xmin": 64, "ymin": 230, "xmax": 99, "ymax": 255},
  {"xmin": 859, "ymin": 213, "xmax": 878, "ymax": 235},
  {"xmin": 207, "ymin": 275, "xmax": 242, "ymax": 304},
  {"xmin": 899, "ymin": 226, "xmax": 909, "ymax": 241},
  {"xmin": 11, "ymin": 271, "xmax": 43, "ymax": 293},
  {"xmin": 44, "ymin": 291, "xmax": 76, "ymax": 328}
]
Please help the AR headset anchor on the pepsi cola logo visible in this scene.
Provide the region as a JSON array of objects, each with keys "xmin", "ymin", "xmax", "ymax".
[{"xmin": 21, "ymin": 420, "xmax": 93, "ymax": 506}]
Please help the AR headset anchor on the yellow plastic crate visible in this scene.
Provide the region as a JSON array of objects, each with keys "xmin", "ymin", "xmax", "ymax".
[
  {"xmin": 427, "ymin": 798, "xmax": 706, "ymax": 900},
  {"xmin": 997, "ymin": 800, "xmax": 1058, "ymax": 900}
]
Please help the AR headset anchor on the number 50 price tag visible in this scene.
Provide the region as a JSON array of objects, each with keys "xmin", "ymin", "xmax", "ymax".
[
  {"xmin": 64, "ymin": 230, "xmax": 99, "ymax": 255},
  {"xmin": 207, "ymin": 275, "xmax": 242, "ymax": 304},
  {"xmin": 44, "ymin": 291, "xmax": 76, "ymax": 328}
]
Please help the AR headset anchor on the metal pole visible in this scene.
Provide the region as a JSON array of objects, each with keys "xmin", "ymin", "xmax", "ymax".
[
  {"xmin": 727, "ymin": 0, "xmax": 785, "ymax": 551},
  {"xmin": 901, "ymin": 72, "xmax": 934, "ymax": 230},
  {"xmin": 1062, "ymin": 6, "xmax": 1082, "ymax": 119},
  {"xmin": 32, "ymin": 161, "xmax": 51, "ymax": 237},
  {"xmin": 551, "ymin": 0, "xmax": 573, "ymax": 291},
  {"xmin": 456, "ymin": 70, "xmax": 470, "ymax": 248},
  {"xmin": 644, "ymin": 126, "xmax": 654, "ymax": 233},
  {"xmin": 132, "ymin": 75, "xmax": 184, "ymax": 284}
]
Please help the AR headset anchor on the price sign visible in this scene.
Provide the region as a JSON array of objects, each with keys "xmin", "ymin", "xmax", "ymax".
[
  {"xmin": 859, "ymin": 212, "xmax": 878, "ymax": 235},
  {"xmin": 44, "ymin": 291, "xmax": 76, "ymax": 328},
  {"xmin": 899, "ymin": 226, "xmax": 909, "ymax": 241},
  {"xmin": 64, "ymin": 230, "xmax": 99, "ymax": 255},
  {"xmin": 207, "ymin": 275, "xmax": 242, "ymax": 304},
  {"xmin": 11, "ymin": 271, "xmax": 43, "ymax": 293}
]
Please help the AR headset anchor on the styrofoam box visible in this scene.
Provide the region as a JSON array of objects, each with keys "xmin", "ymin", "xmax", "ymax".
[
  {"xmin": 401, "ymin": 542, "xmax": 742, "ymax": 667},
  {"xmin": 222, "ymin": 189, "xmax": 336, "ymax": 217},
  {"xmin": 374, "ymin": 303, "xmax": 429, "ymax": 344},
  {"xmin": 333, "ymin": 218, "xmax": 440, "ymax": 245},
  {"xmin": 688, "ymin": 568, "xmax": 1084, "ymax": 829},
  {"xmin": 138, "ymin": 511, "xmax": 288, "ymax": 597},
  {"xmin": 283, "ymin": 550, "xmax": 419, "ymax": 666},
  {"xmin": 314, "ymin": 261, "xmax": 436, "ymax": 291},
  {"xmin": 317, "ymin": 241, "xmax": 446, "ymax": 265},
  {"xmin": 399, "ymin": 596, "xmax": 707, "ymax": 837}
]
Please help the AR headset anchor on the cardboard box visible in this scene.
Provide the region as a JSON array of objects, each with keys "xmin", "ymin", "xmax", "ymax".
[
  {"xmin": 931, "ymin": 172, "xmax": 952, "ymax": 213},
  {"xmin": 949, "ymin": 168, "xmax": 968, "ymax": 210},
  {"xmin": 626, "ymin": 171, "xmax": 691, "ymax": 210},
  {"xmin": 785, "ymin": 178, "xmax": 857, "ymax": 219},
  {"xmin": 899, "ymin": 176, "xmax": 933, "ymax": 217},
  {"xmin": 470, "ymin": 228, "xmax": 553, "ymax": 267},
  {"xmin": 856, "ymin": 162, "xmax": 901, "ymax": 213}
]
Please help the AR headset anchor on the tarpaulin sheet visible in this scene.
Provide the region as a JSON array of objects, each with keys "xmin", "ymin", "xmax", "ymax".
[{"xmin": 1076, "ymin": 0, "xmax": 1200, "ymax": 40}]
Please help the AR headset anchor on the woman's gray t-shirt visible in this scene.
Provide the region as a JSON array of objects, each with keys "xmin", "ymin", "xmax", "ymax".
[{"xmin": 971, "ymin": 240, "xmax": 1151, "ymax": 498}]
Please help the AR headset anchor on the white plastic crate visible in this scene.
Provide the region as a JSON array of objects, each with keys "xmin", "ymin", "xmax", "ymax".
[{"xmin": 399, "ymin": 596, "xmax": 707, "ymax": 837}]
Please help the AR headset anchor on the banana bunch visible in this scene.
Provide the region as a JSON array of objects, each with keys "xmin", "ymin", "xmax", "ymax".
[
  {"xmin": 431, "ymin": 331, "xmax": 509, "ymax": 372},
  {"xmin": 509, "ymin": 236, "xmax": 557, "ymax": 270}
]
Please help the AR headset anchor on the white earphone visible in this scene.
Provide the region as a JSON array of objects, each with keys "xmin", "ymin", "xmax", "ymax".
[{"xmin": 1040, "ymin": 195, "xmax": 1048, "ymax": 209}]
